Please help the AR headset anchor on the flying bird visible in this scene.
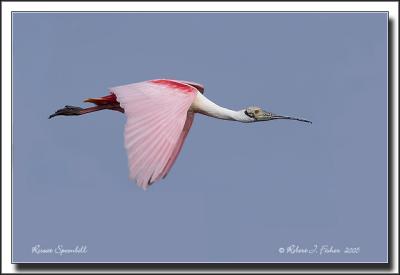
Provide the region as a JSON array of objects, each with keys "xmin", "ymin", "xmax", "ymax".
[{"xmin": 49, "ymin": 79, "xmax": 311, "ymax": 189}]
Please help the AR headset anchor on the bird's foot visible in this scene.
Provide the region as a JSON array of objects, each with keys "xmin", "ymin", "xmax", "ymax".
[{"xmin": 48, "ymin": 105, "xmax": 84, "ymax": 119}]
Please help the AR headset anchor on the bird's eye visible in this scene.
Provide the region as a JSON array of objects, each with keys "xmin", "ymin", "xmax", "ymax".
[{"xmin": 244, "ymin": 110, "xmax": 255, "ymax": 118}]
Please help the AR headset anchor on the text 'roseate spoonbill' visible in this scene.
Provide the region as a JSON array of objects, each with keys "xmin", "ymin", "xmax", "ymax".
[{"xmin": 49, "ymin": 79, "xmax": 311, "ymax": 189}]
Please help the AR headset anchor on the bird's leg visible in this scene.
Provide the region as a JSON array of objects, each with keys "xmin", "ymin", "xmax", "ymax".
[{"xmin": 49, "ymin": 103, "xmax": 123, "ymax": 119}]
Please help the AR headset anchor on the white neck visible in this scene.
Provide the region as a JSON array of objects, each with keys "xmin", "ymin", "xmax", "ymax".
[{"xmin": 189, "ymin": 91, "xmax": 253, "ymax": 123}]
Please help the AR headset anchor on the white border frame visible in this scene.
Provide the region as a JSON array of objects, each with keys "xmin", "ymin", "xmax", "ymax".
[{"xmin": 2, "ymin": 1, "xmax": 398, "ymax": 273}]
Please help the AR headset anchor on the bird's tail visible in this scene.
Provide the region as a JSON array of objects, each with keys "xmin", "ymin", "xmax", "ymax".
[{"xmin": 84, "ymin": 93, "xmax": 118, "ymax": 105}]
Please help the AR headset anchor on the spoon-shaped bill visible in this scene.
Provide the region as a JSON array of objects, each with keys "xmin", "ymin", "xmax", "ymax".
[{"xmin": 271, "ymin": 114, "xmax": 312, "ymax": 124}]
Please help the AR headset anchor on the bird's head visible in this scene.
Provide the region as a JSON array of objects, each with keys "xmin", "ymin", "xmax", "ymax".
[{"xmin": 244, "ymin": 106, "xmax": 312, "ymax": 124}]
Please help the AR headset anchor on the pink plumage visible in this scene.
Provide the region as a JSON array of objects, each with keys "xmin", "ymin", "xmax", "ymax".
[
  {"xmin": 50, "ymin": 77, "xmax": 311, "ymax": 190},
  {"xmin": 110, "ymin": 79, "xmax": 204, "ymax": 189}
]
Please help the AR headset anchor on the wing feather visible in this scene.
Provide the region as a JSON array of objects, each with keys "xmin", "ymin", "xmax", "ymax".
[
  {"xmin": 111, "ymin": 80, "xmax": 200, "ymax": 189},
  {"xmin": 146, "ymin": 101, "xmax": 192, "ymax": 183},
  {"xmin": 125, "ymin": 94, "xmax": 191, "ymax": 161},
  {"xmin": 161, "ymin": 111, "xmax": 195, "ymax": 179},
  {"xmin": 133, "ymin": 109, "xmax": 188, "ymax": 188},
  {"xmin": 125, "ymin": 107, "xmax": 179, "ymax": 151}
]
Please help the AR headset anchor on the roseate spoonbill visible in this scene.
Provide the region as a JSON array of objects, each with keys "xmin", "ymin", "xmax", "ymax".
[{"xmin": 49, "ymin": 79, "xmax": 311, "ymax": 189}]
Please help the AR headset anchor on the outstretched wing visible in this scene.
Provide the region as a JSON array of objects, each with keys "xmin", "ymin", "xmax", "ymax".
[
  {"xmin": 160, "ymin": 110, "xmax": 195, "ymax": 180},
  {"xmin": 111, "ymin": 79, "xmax": 200, "ymax": 189}
]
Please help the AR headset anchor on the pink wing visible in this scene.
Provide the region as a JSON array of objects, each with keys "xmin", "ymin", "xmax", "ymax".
[
  {"xmin": 110, "ymin": 79, "xmax": 201, "ymax": 189},
  {"xmin": 161, "ymin": 111, "xmax": 195, "ymax": 179}
]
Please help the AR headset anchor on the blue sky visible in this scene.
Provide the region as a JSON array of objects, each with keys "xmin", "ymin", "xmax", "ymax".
[{"xmin": 12, "ymin": 12, "xmax": 387, "ymax": 262}]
